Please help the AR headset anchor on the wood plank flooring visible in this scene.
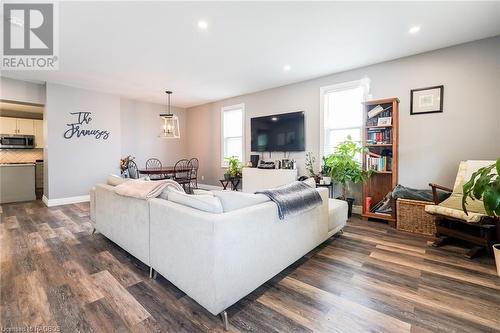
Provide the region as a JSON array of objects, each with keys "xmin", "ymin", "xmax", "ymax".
[{"xmin": 1, "ymin": 200, "xmax": 499, "ymax": 333}]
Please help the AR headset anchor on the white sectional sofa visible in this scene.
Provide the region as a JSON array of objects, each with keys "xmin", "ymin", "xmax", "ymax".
[{"xmin": 90, "ymin": 181, "xmax": 347, "ymax": 320}]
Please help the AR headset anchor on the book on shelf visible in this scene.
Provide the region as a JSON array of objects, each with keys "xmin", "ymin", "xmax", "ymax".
[
  {"xmin": 366, "ymin": 155, "xmax": 392, "ymax": 172},
  {"xmin": 366, "ymin": 128, "xmax": 392, "ymax": 144}
]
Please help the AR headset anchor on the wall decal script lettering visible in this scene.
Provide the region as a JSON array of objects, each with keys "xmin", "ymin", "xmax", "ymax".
[{"xmin": 63, "ymin": 112, "xmax": 110, "ymax": 140}]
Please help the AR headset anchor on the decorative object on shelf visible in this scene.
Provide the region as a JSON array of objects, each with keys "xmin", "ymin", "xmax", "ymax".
[
  {"xmin": 362, "ymin": 97, "xmax": 399, "ymax": 226},
  {"xmin": 410, "ymin": 85, "xmax": 443, "ymax": 115},
  {"xmin": 159, "ymin": 91, "xmax": 180, "ymax": 139},
  {"xmin": 324, "ymin": 135, "xmax": 372, "ymax": 217},
  {"xmin": 377, "ymin": 117, "xmax": 392, "ymax": 126}
]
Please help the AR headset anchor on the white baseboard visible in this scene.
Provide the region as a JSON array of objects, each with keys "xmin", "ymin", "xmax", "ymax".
[
  {"xmin": 352, "ymin": 204, "xmax": 362, "ymax": 215},
  {"xmin": 197, "ymin": 183, "xmax": 224, "ymax": 191},
  {"xmin": 42, "ymin": 194, "xmax": 90, "ymax": 207}
]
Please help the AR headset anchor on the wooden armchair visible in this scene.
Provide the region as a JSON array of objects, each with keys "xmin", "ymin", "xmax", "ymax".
[{"xmin": 425, "ymin": 161, "xmax": 498, "ymax": 258}]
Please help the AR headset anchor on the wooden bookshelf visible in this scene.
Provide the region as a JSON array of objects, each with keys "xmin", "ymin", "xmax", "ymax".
[{"xmin": 361, "ymin": 97, "xmax": 399, "ymax": 227}]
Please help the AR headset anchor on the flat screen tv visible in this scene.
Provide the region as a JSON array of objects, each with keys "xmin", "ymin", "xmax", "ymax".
[{"xmin": 251, "ymin": 111, "xmax": 305, "ymax": 152}]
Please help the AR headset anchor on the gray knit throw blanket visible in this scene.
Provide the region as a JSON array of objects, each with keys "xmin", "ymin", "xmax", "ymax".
[{"xmin": 256, "ymin": 181, "xmax": 323, "ymax": 220}]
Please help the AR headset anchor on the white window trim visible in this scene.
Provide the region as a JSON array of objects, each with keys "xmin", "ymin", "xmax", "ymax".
[
  {"xmin": 319, "ymin": 78, "xmax": 370, "ymax": 158},
  {"xmin": 221, "ymin": 103, "xmax": 245, "ymax": 167}
]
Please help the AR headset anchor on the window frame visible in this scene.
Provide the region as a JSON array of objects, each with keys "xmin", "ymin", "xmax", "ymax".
[
  {"xmin": 221, "ymin": 103, "xmax": 245, "ymax": 167},
  {"xmin": 319, "ymin": 79, "xmax": 370, "ymax": 158}
]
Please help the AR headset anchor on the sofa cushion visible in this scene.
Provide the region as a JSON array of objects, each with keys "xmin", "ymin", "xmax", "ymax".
[
  {"xmin": 425, "ymin": 193, "xmax": 485, "ymax": 223},
  {"xmin": 168, "ymin": 191, "xmax": 223, "ymax": 213},
  {"xmin": 302, "ymin": 177, "xmax": 316, "ymax": 188},
  {"xmin": 212, "ymin": 190, "xmax": 270, "ymax": 212},
  {"xmin": 158, "ymin": 180, "xmax": 186, "ymax": 199}
]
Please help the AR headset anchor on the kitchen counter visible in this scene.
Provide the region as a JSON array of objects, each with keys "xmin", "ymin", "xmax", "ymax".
[{"xmin": 0, "ymin": 163, "xmax": 36, "ymax": 203}]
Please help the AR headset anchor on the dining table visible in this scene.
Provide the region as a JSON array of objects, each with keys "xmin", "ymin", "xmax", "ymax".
[{"xmin": 138, "ymin": 166, "xmax": 190, "ymax": 177}]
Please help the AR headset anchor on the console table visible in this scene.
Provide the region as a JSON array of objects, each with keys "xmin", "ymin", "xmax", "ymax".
[{"xmin": 242, "ymin": 168, "xmax": 298, "ymax": 193}]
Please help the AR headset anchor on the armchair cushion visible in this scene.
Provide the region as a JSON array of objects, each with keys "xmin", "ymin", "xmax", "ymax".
[{"xmin": 425, "ymin": 193, "xmax": 486, "ymax": 223}]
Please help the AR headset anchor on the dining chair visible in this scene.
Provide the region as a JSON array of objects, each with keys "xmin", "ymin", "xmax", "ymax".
[
  {"xmin": 174, "ymin": 159, "xmax": 192, "ymax": 193},
  {"xmin": 188, "ymin": 157, "xmax": 199, "ymax": 189},
  {"xmin": 146, "ymin": 158, "xmax": 163, "ymax": 180},
  {"xmin": 128, "ymin": 160, "xmax": 139, "ymax": 179}
]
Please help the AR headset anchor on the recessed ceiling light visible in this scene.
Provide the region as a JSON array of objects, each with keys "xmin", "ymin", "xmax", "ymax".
[
  {"xmin": 271, "ymin": 117, "xmax": 278, "ymax": 121},
  {"xmin": 409, "ymin": 25, "xmax": 421, "ymax": 34},
  {"xmin": 283, "ymin": 65, "xmax": 291, "ymax": 72},
  {"xmin": 198, "ymin": 20, "xmax": 208, "ymax": 30}
]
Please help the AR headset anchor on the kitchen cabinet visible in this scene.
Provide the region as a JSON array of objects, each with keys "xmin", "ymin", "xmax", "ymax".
[
  {"xmin": 34, "ymin": 119, "xmax": 44, "ymax": 148},
  {"xmin": 0, "ymin": 117, "xmax": 17, "ymax": 134},
  {"xmin": 0, "ymin": 117, "xmax": 35, "ymax": 135},
  {"xmin": 17, "ymin": 118, "xmax": 35, "ymax": 135}
]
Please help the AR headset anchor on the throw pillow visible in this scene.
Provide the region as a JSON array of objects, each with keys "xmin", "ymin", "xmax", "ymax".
[
  {"xmin": 107, "ymin": 174, "xmax": 130, "ymax": 186},
  {"xmin": 212, "ymin": 190, "xmax": 270, "ymax": 212},
  {"xmin": 168, "ymin": 191, "xmax": 223, "ymax": 213}
]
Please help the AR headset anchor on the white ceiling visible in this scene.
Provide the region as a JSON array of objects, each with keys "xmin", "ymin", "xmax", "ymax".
[{"xmin": 3, "ymin": 1, "xmax": 499, "ymax": 108}]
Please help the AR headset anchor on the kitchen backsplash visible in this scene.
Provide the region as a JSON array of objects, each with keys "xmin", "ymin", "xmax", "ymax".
[{"xmin": 0, "ymin": 149, "xmax": 43, "ymax": 163}]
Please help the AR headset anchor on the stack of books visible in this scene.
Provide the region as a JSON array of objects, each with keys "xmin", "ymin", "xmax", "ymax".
[
  {"xmin": 366, "ymin": 154, "xmax": 392, "ymax": 172},
  {"xmin": 366, "ymin": 128, "xmax": 392, "ymax": 144}
]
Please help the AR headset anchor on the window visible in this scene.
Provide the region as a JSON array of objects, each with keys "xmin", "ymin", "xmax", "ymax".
[
  {"xmin": 221, "ymin": 104, "xmax": 244, "ymax": 166},
  {"xmin": 320, "ymin": 79, "xmax": 369, "ymax": 157}
]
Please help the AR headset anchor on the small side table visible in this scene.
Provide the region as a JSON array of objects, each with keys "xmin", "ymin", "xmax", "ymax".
[
  {"xmin": 316, "ymin": 183, "xmax": 334, "ymax": 198},
  {"xmin": 219, "ymin": 178, "xmax": 241, "ymax": 191}
]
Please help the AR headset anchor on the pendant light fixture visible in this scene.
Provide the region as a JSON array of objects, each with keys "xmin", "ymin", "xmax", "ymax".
[{"xmin": 159, "ymin": 90, "xmax": 180, "ymax": 139}]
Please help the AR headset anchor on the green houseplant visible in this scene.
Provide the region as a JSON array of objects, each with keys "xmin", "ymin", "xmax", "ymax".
[
  {"xmin": 224, "ymin": 156, "xmax": 241, "ymax": 180},
  {"xmin": 462, "ymin": 158, "xmax": 500, "ymax": 276},
  {"xmin": 462, "ymin": 158, "xmax": 500, "ymax": 217},
  {"xmin": 324, "ymin": 135, "xmax": 372, "ymax": 215}
]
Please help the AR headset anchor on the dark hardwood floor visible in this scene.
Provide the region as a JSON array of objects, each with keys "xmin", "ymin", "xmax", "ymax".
[{"xmin": 1, "ymin": 200, "xmax": 499, "ymax": 333}]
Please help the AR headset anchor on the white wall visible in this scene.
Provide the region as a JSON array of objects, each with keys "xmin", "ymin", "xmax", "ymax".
[
  {"xmin": 120, "ymin": 98, "xmax": 188, "ymax": 168},
  {"xmin": 187, "ymin": 37, "xmax": 500, "ymax": 199},
  {"xmin": 0, "ymin": 77, "xmax": 46, "ymax": 104},
  {"xmin": 45, "ymin": 83, "xmax": 121, "ymax": 200}
]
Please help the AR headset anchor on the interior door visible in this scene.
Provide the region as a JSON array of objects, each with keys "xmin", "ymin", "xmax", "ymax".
[
  {"xmin": 0, "ymin": 117, "xmax": 17, "ymax": 134},
  {"xmin": 34, "ymin": 119, "xmax": 44, "ymax": 148},
  {"xmin": 16, "ymin": 118, "xmax": 35, "ymax": 135}
]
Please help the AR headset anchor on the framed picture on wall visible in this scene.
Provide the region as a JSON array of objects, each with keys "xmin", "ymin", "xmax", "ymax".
[{"xmin": 410, "ymin": 85, "xmax": 444, "ymax": 115}]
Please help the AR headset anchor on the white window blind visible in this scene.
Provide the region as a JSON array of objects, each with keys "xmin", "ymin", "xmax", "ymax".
[
  {"xmin": 221, "ymin": 104, "xmax": 244, "ymax": 166},
  {"xmin": 321, "ymin": 80, "xmax": 367, "ymax": 157}
]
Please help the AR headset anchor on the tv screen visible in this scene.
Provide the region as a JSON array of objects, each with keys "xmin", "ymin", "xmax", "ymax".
[{"xmin": 251, "ymin": 111, "xmax": 305, "ymax": 152}]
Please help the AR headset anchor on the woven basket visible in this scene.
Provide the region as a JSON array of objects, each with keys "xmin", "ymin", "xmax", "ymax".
[{"xmin": 396, "ymin": 198, "xmax": 437, "ymax": 235}]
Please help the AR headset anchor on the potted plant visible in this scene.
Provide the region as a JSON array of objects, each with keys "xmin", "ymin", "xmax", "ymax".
[
  {"xmin": 224, "ymin": 156, "xmax": 241, "ymax": 180},
  {"xmin": 462, "ymin": 158, "xmax": 500, "ymax": 276},
  {"xmin": 324, "ymin": 135, "xmax": 372, "ymax": 217},
  {"xmin": 305, "ymin": 152, "xmax": 320, "ymax": 183},
  {"xmin": 321, "ymin": 156, "xmax": 332, "ymax": 185}
]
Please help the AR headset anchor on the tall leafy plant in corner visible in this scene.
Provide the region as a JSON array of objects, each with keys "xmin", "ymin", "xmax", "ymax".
[
  {"xmin": 324, "ymin": 135, "xmax": 372, "ymax": 199},
  {"xmin": 462, "ymin": 158, "xmax": 500, "ymax": 217}
]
